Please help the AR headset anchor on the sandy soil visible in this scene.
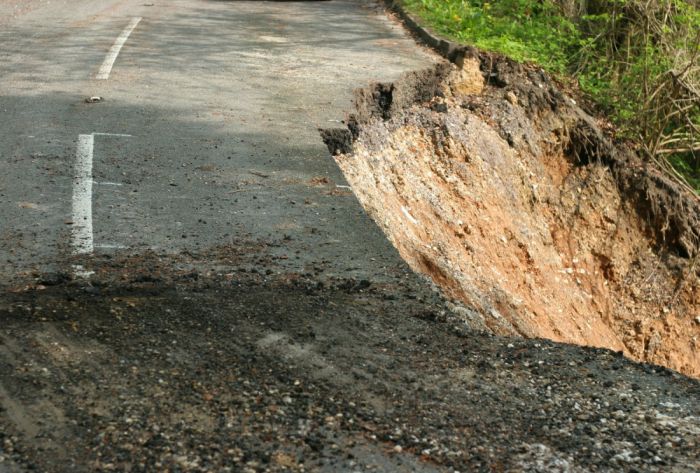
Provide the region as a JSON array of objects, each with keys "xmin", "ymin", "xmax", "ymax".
[{"xmin": 330, "ymin": 60, "xmax": 700, "ymax": 377}]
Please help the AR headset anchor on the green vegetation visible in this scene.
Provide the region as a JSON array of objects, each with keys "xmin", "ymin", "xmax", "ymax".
[
  {"xmin": 403, "ymin": 0, "xmax": 579, "ymax": 72},
  {"xmin": 403, "ymin": 0, "xmax": 700, "ymax": 193}
]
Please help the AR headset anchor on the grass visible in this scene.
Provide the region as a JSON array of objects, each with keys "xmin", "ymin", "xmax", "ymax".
[{"xmin": 403, "ymin": 0, "xmax": 579, "ymax": 74}]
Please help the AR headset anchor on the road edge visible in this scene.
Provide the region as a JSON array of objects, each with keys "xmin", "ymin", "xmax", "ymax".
[{"xmin": 382, "ymin": 0, "xmax": 472, "ymax": 64}]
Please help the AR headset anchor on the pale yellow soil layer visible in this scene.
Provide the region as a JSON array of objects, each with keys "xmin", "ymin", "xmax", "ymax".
[{"xmin": 336, "ymin": 95, "xmax": 699, "ymax": 377}]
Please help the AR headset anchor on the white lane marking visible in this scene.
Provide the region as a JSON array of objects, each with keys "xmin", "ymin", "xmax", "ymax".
[
  {"xmin": 96, "ymin": 17, "xmax": 142, "ymax": 80},
  {"xmin": 70, "ymin": 133, "xmax": 132, "ymax": 278},
  {"xmin": 94, "ymin": 181, "xmax": 123, "ymax": 186},
  {"xmin": 95, "ymin": 243, "xmax": 129, "ymax": 249},
  {"xmin": 72, "ymin": 264, "xmax": 95, "ymax": 279},
  {"xmin": 72, "ymin": 134, "xmax": 95, "ymax": 255}
]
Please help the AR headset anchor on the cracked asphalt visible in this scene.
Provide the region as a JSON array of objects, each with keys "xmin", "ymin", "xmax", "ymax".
[{"xmin": 0, "ymin": 1, "xmax": 698, "ymax": 472}]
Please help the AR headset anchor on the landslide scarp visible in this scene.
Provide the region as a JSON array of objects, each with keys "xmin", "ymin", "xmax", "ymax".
[{"xmin": 322, "ymin": 54, "xmax": 700, "ymax": 377}]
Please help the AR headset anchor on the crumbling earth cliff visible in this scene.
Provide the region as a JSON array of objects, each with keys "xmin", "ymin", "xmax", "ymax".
[{"xmin": 322, "ymin": 54, "xmax": 700, "ymax": 378}]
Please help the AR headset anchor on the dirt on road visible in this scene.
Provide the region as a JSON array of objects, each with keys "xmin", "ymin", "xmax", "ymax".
[{"xmin": 0, "ymin": 248, "xmax": 699, "ymax": 472}]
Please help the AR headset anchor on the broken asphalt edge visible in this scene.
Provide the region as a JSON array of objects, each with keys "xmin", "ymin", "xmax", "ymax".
[{"xmin": 318, "ymin": 0, "xmax": 470, "ymax": 158}]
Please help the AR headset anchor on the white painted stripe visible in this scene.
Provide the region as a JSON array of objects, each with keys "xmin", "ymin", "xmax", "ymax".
[
  {"xmin": 96, "ymin": 17, "xmax": 142, "ymax": 80},
  {"xmin": 94, "ymin": 181, "xmax": 123, "ymax": 186},
  {"xmin": 72, "ymin": 134, "xmax": 95, "ymax": 255},
  {"xmin": 72, "ymin": 264, "xmax": 95, "ymax": 279},
  {"xmin": 95, "ymin": 243, "xmax": 129, "ymax": 249},
  {"xmin": 93, "ymin": 132, "xmax": 133, "ymax": 137}
]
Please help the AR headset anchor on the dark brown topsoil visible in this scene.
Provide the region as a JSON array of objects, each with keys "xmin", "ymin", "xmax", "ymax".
[{"xmin": 0, "ymin": 244, "xmax": 699, "ymax": 472}]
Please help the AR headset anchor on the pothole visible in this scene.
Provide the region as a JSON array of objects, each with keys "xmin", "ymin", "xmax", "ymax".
[{"xmin": 322, "ymin": 58, "xmax": 700, "ymax": 378}]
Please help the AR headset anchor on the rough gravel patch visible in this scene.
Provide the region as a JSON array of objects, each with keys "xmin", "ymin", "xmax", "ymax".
[{"xmin": 0, "ymin": 260, "xmax": 698, "ymax": 472}]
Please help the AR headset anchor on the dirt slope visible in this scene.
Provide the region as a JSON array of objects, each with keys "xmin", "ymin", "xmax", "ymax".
[{"xmin": 322, "ymin": 56, "xmax": 700, "ymax": 377}]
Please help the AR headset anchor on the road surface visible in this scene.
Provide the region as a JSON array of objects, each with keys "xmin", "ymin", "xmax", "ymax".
[
  {"xmin": 0, "ymin": 1, "xmax": 699, "ymax": 472},
  {"xmin": 0, "ymin": 0, "xmax": 435, "ymax": 282}
]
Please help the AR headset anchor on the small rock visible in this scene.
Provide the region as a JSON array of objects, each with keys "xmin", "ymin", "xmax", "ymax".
[
  {"xmin": 450, "ymin": 57, "xmax": 485, "ymax": 96},
  {"xmin": 85, "ymin": 96, "xmax": 102, "ymax": 103},
  {"xmin": 505, "ymin": 91, "xmax": 518, "ymax": 105},
  {"xmin": 430, "ymin": 101, "xmax": 448, "ymax": 113}
]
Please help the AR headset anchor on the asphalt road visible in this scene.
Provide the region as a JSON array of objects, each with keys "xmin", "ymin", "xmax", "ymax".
[
  {"xmin": 1, "ymin": 2, "xmax": 699, "ymax": 472},
  {"xmin": 0, "ymin": 0, "xmax": 434, "ymax": 282}
]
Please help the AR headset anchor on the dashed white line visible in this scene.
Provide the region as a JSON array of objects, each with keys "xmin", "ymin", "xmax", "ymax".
[
  {"xmin": 72, "ymin": 264, "xmax": 95, "ymax": 279},
  {"xmin": 94, "ymin": 243, "xmax": 129, "ymax": 250},
  {"xmin": 93, "ymin": 132, "xmax": 133, "ymax": 137},
  {"xmin": 71, "ymin": 133, "xmax": 133, "ymax": 265},
  {"xmin": 72, "ymin": 134, "xmax": 95, "ymax": 255},
  {"xmin": 96, "ymin": 17, "xmax": 142, "ymax": 80}
]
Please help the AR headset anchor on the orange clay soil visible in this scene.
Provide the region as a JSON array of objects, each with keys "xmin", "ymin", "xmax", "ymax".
[{"xmin": 329, "ymin": 61, "xmax": 700, "ymax": 377}]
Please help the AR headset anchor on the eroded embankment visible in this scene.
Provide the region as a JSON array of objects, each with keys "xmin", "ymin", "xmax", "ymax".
[{"xmin": 322, "ymin": 55, "xmax": 700, "ymax": 377}]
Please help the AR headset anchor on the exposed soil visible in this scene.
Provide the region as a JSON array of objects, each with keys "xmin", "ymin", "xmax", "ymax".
[{"xmin": 323, "ymin": 57, "xmax": 700, "ymax": 378}]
